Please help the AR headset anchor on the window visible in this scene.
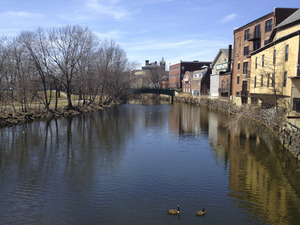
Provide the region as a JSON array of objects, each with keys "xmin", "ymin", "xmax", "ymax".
[
  {"xmin": 262, "ymin": 55, "xmax": 265, "ymax": 67},
  {"xmin": 244, "ymin": 29, "xmax": 250, "ymax": 40},
  {"xmin": 243, "ymin": 62, "xmax": 248, "ymax": 74},
  {"xmin": 255, "ymin": 57, "xmax": 258, "ymax": 69},
  {"xmin": 285, "ymin": 45, "xmax": 289, "ymax": 61},
  {"xmin": 283, "ymin": 71, "xmax": 287, "ymax": 87},
  {"xmin": 254, "ymin": 76, "xmax": 257, "ymax": 88},
  {"xmin": 272, "ymin": 73, "xmax": 275, "ymax": 87},
  {"xmin": 253, "ymin": 41, "xmax": 260, "ymax": 51},
  {"xmin": 244, "ymin": 46, "xmax": 249, "ymax": 56},
  {"xmin": 267, "ymin": 74, "xmax": 270, "ymax": 87},
  {"xmin": 261, "ymin": 75, "xmax": 264, "ymax": 87},
  {"xmin": 254, "ymin": 24, "xmax": 261, "ymax": 38},
  {"xmin": 265, "ymin": 19, "xmax": 272, "ymax": 32},
  {"xmin": 238, "ymin": 63, "xmax": 240, "ymax": 70},
  {"xmin": 237, "ymin": 76, "xmax": 240, "ymax": 84},
  {"xmin": 273, "ymin": 50, "xmax": 276, "ymax": 65}
]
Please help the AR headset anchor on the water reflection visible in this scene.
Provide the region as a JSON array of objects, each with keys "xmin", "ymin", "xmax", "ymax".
[
  {"xmin": 168, "ymin": 103, "xmax": 300, "ymax": 224},
  {"xmin": 0, "ymin": 103, "xmax": 300, "ymax": 224}
]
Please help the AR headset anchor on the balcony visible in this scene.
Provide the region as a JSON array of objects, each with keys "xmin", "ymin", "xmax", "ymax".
[
  {"xmin": 242, "ymin": 70, "xmax": 251, "ymax": 78},
  {"xmin": 219, "ymin": 88, "xmax": 229, "ymax": 93},
  {"xmin": 248, "ymin": 32, "xmax": 261, "ymax": 41}
]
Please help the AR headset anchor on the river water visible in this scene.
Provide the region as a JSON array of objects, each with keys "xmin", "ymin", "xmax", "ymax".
[{"xmin": 0, "ymin": 103, "xmax": 300, "ymax": 225}]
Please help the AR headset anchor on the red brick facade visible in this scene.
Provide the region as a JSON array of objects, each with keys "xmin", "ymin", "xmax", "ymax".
[
  {"xmin": 232, "ymin": 8, "xmax": 298, "ymax": 104},
  {"xmin": 182, "ymin": 71, "xmax": 192, "ymax": 93},
  {"xmin": 169, "ymin": 61, "xmax": 211, "ymax": 89}
]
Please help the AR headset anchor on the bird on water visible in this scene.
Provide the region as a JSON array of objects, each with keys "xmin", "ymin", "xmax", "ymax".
[
  {"xmin": 196, "ymin": 208, "xmax": 206, "ymax": 216},
  {"xmin": 168, "ymin": 205, "xmax": 180, "ymax": 215}
]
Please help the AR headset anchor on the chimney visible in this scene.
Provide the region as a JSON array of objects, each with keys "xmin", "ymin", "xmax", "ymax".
[
  {"xmin": 227, "ymin": 44, "xmax": 232, "ymax": 72},
  {"xmin": 145, "ymin": 60, "xmax": 149, "ymax": 66}
]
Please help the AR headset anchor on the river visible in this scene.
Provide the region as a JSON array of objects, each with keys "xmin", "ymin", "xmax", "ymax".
[{"xmin": 0, "ymin": 102, "xmax": 300, "ymax": 225}]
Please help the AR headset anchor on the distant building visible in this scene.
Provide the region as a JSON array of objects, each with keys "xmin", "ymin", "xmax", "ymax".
[
  {"xmin": 182, "ymin": 71, "xmax": 193, "ymax": 93},
  {"xmin": 182, "ymin": 66, "xmax": 211, "ymax": 95},
  {"xmin": 132, "ymin": 57, "xmax": 168, "ymax": 89},
  {"xmin": 142, "ymin": 57, "xmax": 166, "ymax": 71},
  {"xmin": 210, "ymin": 46, "xmax": 233, "ymax": 99},
  {"xmin": 232, "ymin": 7, "xmax": 298, "ymax": 106},
  {"xmin": 169, "ymin": 61, "xmax": 211, "ymax": 89}
]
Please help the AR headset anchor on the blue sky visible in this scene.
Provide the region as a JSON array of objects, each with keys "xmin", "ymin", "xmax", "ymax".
[{"xmin": 0, "ymin": 0, "xmax": 299, "ymax": 69}]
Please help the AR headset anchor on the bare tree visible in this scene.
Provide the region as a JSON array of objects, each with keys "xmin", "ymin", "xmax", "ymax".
[
  {"xmin": 96, "ymin": 39, "xmax": 115, "ymax": 105},
  {"xmin": 251, "ymin": 42, "xmax": 288, "ymax": 112},
  {"xmin": 6, "ymin": 36, "xmax": 36, "ymax": 112},
  {"xmin": 95, "ymin": 39, "xmax": 131, "ymax": 105},
  {"xmin": 105, "ymin": 45, "xmax": 131, "ymax": 104},
  {"xmin": 75, "ymin": 46, "xmax": 99, "ymax": 105},
  {"xmin": 0, "ymin": 25, "xmax": 135, "ymax": 111},
  {"xmin": 20, "ymin": 28, "xmax": 55, "ymax": 111},
  {"xmin": 47, "ymin": 25, "xmax": 97, "ymax": 110},
  {"xmin": 146, "ymin": 67, "xmax": 166, "ymax": 89},
  {"xmin": 0, "ymin": 37, "xmax": 8, "ymax": 109}
]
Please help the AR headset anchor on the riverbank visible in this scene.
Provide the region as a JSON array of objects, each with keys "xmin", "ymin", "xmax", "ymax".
[
  {"xmin": 0, "ymin": 104, "xmax": 111, "ymax": 128},
  {"xmin": 170, "ymin": 94, "xmax": 300, "ymax": 161},
  {"xmin": 1, "ymin": 94, "xmax": 299, "ymax": 161}
]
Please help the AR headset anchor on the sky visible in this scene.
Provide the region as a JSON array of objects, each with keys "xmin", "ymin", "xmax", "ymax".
[{"xmin": 0, "ymin": 0, "xmax": 299, "ymax": 69}]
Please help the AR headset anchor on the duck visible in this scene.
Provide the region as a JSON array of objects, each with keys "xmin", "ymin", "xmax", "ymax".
[
  {"xmin": 168, "ymin": 205, "xmax": 180, "ymax": 215},
  {"xmin": 196, "ymin": 208, "xmax": 206, "ymax": 216}
]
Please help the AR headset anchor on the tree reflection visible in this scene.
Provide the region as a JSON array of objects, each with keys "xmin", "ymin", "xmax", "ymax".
[{"xmin": 167, "ymin": 102, "xmax": 300, "ymax": 224}]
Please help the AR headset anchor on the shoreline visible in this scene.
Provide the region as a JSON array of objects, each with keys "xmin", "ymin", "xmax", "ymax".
[
  {"xmin": 1, "ymin": 95, "xmax": 299, "ymax": 161},
  {"xmin": 171, "ymin": 94, "xmax": 300, "ymax": 161},
  {"xmin": 0, "ymin": 104, "xmax": 109, "ymax": 128}
]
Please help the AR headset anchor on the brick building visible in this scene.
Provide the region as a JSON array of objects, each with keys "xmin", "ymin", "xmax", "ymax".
[
  {"xmin": 182, "ymin": 66, "xmax": 211, "ymax": 95},
  {"xmin": 169, "ymin": 61, "xmax": 211, "ymax": 89},
  {"xmin": 132, "ymin": 57, "xmax": 168, "ymax": 89},
  {"xmin": 232, "ymin": 7, "xmax": 298, "ymax": 105},
  {"xmin": 210, "ymin": 45, "xmax": 233, "ymax": 99},
  {"xmin": 249, "ymin": 9, "xmax": 300, "ymax": 111}
]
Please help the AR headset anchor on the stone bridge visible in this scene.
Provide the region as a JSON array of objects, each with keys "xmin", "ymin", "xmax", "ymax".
[{"xmin": 133, "ymin": 88, "xmax": 176, "ymax": 103}]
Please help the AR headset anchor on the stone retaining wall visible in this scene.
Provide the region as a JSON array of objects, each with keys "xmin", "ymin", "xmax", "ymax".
[{"xmin": 171, "ymin": 94, "xmax": 300, "ymax": 161}]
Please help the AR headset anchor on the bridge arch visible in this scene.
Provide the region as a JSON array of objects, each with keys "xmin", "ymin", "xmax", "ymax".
[{"xmin": 133, "ymin": 88, "xmax": 175, "ymax": 103}]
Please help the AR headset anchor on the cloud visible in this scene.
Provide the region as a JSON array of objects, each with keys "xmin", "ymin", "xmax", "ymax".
[
  {"xmin": 121, "ymin": 36, "xmax": 229, "ymax": 66},
  {"xmin": 94, "ymin": 30, "xmax": 127, "ymax": 39},
  {"xmin": 220, "ymin": 13, "xmax": 237, "ymax": 23},
  {"xmin": 124, "ymin": 38, "xmax": 225, "ymax": 52},
  {"xmin": 1, "ymin": 11, "xmax": 42, "ymax": 19},
  {"xmin": 84, "ymin": 0, "xmax": 131, "ymax": 20}
]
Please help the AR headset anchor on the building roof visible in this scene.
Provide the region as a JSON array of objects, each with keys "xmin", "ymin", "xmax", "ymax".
[
  {"xmin": 211, "ymin": 48, "xmax": 233, "ymax": 66},
  {"xmin": 234, "ymin": 8, "xmax": 298, "ymax": 33},
  {"xmin": 234, "ymin": 11, "xmax": 273, "ymax": 32},
  {"xmin": 193, "ymin": 68, "xmax": 209, "ymax": 80},
  {"xmin": 269, "ymin": 8, "xmax": 300, "ymax": 41},
  {"xmin": 275, "ymin": 8, "xmax": 300, "ymax": 29},
  {"xmin": 251, "ymin": 30, "xmax": 300, "ymax": 55}
]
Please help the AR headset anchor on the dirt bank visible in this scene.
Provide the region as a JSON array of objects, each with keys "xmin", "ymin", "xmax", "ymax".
[{"xmin": 0, "ymin": 104, "xmax": 107, "ymax": 128}]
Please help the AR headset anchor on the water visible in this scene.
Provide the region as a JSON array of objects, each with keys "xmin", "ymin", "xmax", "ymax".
[{"xmin": 0, "ymin": 103, "xmax": 300, "ymax": 225}]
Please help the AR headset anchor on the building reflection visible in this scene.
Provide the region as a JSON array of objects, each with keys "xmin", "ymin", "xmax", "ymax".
[{"xmin": 168, "ymin": 103, "xmax": 300, "ymax": 224}]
